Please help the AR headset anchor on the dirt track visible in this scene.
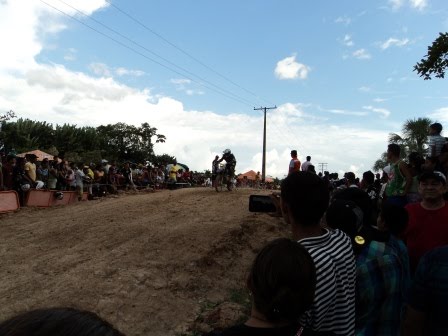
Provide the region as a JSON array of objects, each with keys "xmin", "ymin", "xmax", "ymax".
[{"xmin": 0, "ymin": 187, "xmax": 290, "ymax": 335}]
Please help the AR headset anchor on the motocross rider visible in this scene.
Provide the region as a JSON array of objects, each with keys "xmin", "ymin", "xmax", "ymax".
[{"xmin": 217, "ymin": 149, "xmax": 237, "ymax": 178}]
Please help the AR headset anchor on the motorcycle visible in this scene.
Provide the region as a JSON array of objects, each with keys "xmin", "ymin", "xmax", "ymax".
[{"xmin": 214, "ymin": 163, "xmax": 234, "ymax": 192}]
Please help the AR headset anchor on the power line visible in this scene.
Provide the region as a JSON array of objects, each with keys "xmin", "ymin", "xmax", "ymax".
[
  {"xmin": 40, "ymin": 0, "xmax": 255, "ymax": 108},
  {"xmin": 40, "ymin": 0, "xmax": 304, "ymax": 155},
  {"xmin": 104, "ymin": 0, "xmax": 276, "ymax": 107},
  {"xmin": 55, "ymin": 0, "xmax": 258, "ymax": 108}
]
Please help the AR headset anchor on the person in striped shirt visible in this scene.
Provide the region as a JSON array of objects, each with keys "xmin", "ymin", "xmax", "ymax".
[
  {"xmin": 427, "ymin": 122, "xmax": 446, "ymax": 159},
  {"xmin": 280, "ymin": 171, "xmax": 356, "ymax": 335}
]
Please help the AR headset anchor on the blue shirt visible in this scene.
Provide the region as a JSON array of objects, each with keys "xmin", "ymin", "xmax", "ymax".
[{"xmin": 355, "ymin": 237, "xmax": 410, "ymax": 336}]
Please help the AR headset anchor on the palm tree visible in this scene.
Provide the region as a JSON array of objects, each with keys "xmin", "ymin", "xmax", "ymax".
[
  {"xmin": 373, "ymin": 117, "xmax": 432, "ymax": 171},
  {"xmin": 389, "ymin": 117, "xmax": 432, "ymax": 155}
]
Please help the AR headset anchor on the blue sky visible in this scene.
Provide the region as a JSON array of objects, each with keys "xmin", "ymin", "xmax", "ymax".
[{"xmin": 1, "ymin": 0, "xmax": 448, "ymax": 178}]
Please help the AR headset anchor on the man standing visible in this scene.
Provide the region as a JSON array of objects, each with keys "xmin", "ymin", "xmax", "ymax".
[
  {"xmin": 280, "ymin": 172, "xmax": 356, "ymax": 335},
  {"xmin": 289, "ymin": 150, "xmax": 301, "ymax": 175},
  {"xmin": 211, "ymin": 155, "xmax": 219, "ymax": 187},
  {"xmin": 385, "ymin": 144, "xmax": 412, "ymax": 207},
  {"xmin": 404, "ymin": 171, "xmax": 448, "ymax": 273},
  {"xmin": 301, "ymin": 156, "xmax": 312, "ymax": 172}
]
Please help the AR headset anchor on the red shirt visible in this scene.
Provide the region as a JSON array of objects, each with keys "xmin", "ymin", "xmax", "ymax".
[{"xmin": 405, "ymin": 202, "xmax": 448, "ymax": 272}]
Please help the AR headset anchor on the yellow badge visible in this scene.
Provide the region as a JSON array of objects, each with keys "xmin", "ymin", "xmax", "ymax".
[{"xmin": 355, "ymin": 236, "xmax": 365, "ymax": 245}]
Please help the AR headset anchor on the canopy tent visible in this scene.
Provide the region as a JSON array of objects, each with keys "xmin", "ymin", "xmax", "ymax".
[
  {"xmin": 166, "ymin": 162, "xmax": 189, "ymax": 173},
  {"xmin": 16, "ymin": 149, "xmax": 57, "ymax": 162},
  {"xmin": 237, "ymin": 170, "xmax": 274, "ymax": 183}
]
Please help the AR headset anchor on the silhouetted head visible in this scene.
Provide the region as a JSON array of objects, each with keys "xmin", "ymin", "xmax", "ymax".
[
  {"xmin": 281, "ymin": 172, "xmax": 329, "ymax": 226},
  {"xmin": 247, "ymin": 238, "xmax": 316, "ymax": 324},
  {"xmin": 0, "ymin": 307, "xmax": 125, "ymax": 336}
]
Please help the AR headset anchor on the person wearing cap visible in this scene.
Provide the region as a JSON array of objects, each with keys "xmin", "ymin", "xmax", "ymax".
[
  {"xmin": 289, "ymin": 150, "xmax": 301, "ymax": 175},
  {"xmin": 404, "ymin": 170, "xmax": 448, "ymax": 273}
]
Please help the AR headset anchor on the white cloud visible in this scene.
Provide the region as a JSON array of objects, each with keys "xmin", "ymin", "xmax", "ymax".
[
  {"xmin": 115, "ymin": 67, "xmax": 145, "ymax": 77},
  {"xmin": 89, "ymin": 62, "xmax": 111, "ymax": 77},
  {"xmin": 170, "ymin": 79, "xmax": 191, "ymax": 85},
  {"xmin": 359, "ymin": 86, "xmax": 372, "ymax": 92},
  {"xmin": 428, "ymin": 107, "xmax": 448, "ymax": 124},
  {"xmin": 89, "ymin": 63, "xmax": 145, "ymax": 77},
  {"xmin": 389, "ymin": 0, "xmax": 404, "ymax": 10},
  {"xmin": 353, "ymin": 49, "xmax": 371, "ymax": 60},
  {"xmin": 170, "ymin": 78, "xmax": 203, "ymax": 96},
  {"xmin": 363, "ymin": 105, "xmax": 391, "ymax": 118},
  {"xmin": 388, "ymin": 0, "xmax": 427, "ymax": 11},
  {"xmin": 342, "ymin": 34, "xmax": 354, "ymax": 47},
  {"xmin": 326, "ymin": 109, "xmax": 368, "ymax": 117},
  {"xmin": 410, "ymin": 0, "xmax": 427, "ymax": 10},
  {"xmin": 63, "ymin": 48, "xmax": 77, "ymax": 61},
  {"xmin": 335, "ymin": 16, "xmax": 351, "ymax": 25},
  {"xmin": 373, "ymin": 97, "xmax": 387, "ymax": 103},
  {"xmin": 380, "ymin": 37, "xmax": 410, "ymax": 49},
  {"xmin": 274, "ymin": 55, "xmax": 310, "ymax": 80},
  {"xmin": 185, "ymin": 89, "xmax": 204, "ymax": 96}
]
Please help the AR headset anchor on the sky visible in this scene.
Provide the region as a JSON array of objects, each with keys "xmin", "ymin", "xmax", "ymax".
[{"xmin": 1, "ymin": 0, "xmax": 448, "ymax": 178}]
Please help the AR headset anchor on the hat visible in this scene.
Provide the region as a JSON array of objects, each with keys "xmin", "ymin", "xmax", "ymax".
[
  {"xmin": 418, "ymin": 171, "xmax": 446, "ymax": 185},
  {"xmin": 101, "ymin": 159, "xmax": 108, "ymax": 163}
]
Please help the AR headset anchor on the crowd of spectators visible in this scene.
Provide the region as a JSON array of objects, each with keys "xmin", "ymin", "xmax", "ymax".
[
  {"xmin": 0, "ymin": 122, "xmax": 447, "ymax": 335},
  {"xmin": 0, "ymin": 154, "xmax": 209, "ymax": 205}
]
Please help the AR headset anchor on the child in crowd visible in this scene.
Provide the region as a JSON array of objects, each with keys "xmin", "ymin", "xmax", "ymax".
[{"xmin": 205, "ymin": 238, "xmax": 333, "ymax": 336}]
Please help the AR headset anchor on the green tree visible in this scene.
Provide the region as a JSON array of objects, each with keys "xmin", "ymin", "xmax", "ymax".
[
  {"xmin": 414, "ymin": 32, "xmax": 448, "ymax": 79},
  {"xmin": 0, "ymin": 110, "xmax": 17, "ymax": 153},
  {"xmin": 0, "ymin": 118, "xmax": 54, "ymax": 153},
  {"xmin": 96, "ymin": 122, "xmax": 166, "ymax": 163},
  {"xmin": 0, "ymin": 110, "xmax": 16, "ymax": 122},
  {"xmin": 373, "ymin": 117, "xmax": 432, "ymax": 171},
  {"xmin": 150, "ymin": 153, "xmax": 176, "ymax": 167}
]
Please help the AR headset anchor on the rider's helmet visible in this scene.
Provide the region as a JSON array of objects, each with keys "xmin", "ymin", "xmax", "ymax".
[
  {"xmin": 223, "ymin": 149, "xmax": 231, "ymax": 155},
  {"xmin": 21, "ymin": 183, "xmax": 30, "ymax": 191}
]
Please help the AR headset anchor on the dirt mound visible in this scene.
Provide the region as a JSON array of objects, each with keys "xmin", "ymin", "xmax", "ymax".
[{"xmin": 0, "ymin": 187, "xmax": 290, "ymax": 335}]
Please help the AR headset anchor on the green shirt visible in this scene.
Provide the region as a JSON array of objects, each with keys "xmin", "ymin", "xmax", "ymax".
[{"xmin": 386, "ymin": 161, "xmax": 405, "ymax": 197}]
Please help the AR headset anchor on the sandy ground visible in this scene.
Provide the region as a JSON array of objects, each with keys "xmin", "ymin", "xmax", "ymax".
[{"xmin": 0, "ymin": 187, "xmax": 290, "ymax": 336}]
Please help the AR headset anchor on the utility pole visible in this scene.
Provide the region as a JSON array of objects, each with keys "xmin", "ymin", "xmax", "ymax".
[
  {"xmin": 318, "ymin": 163, "xmax": 328, "ymax": 175},
  {"xmin": 254, "ymin": 106, "xmax": 277, "ymax": 184}
]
